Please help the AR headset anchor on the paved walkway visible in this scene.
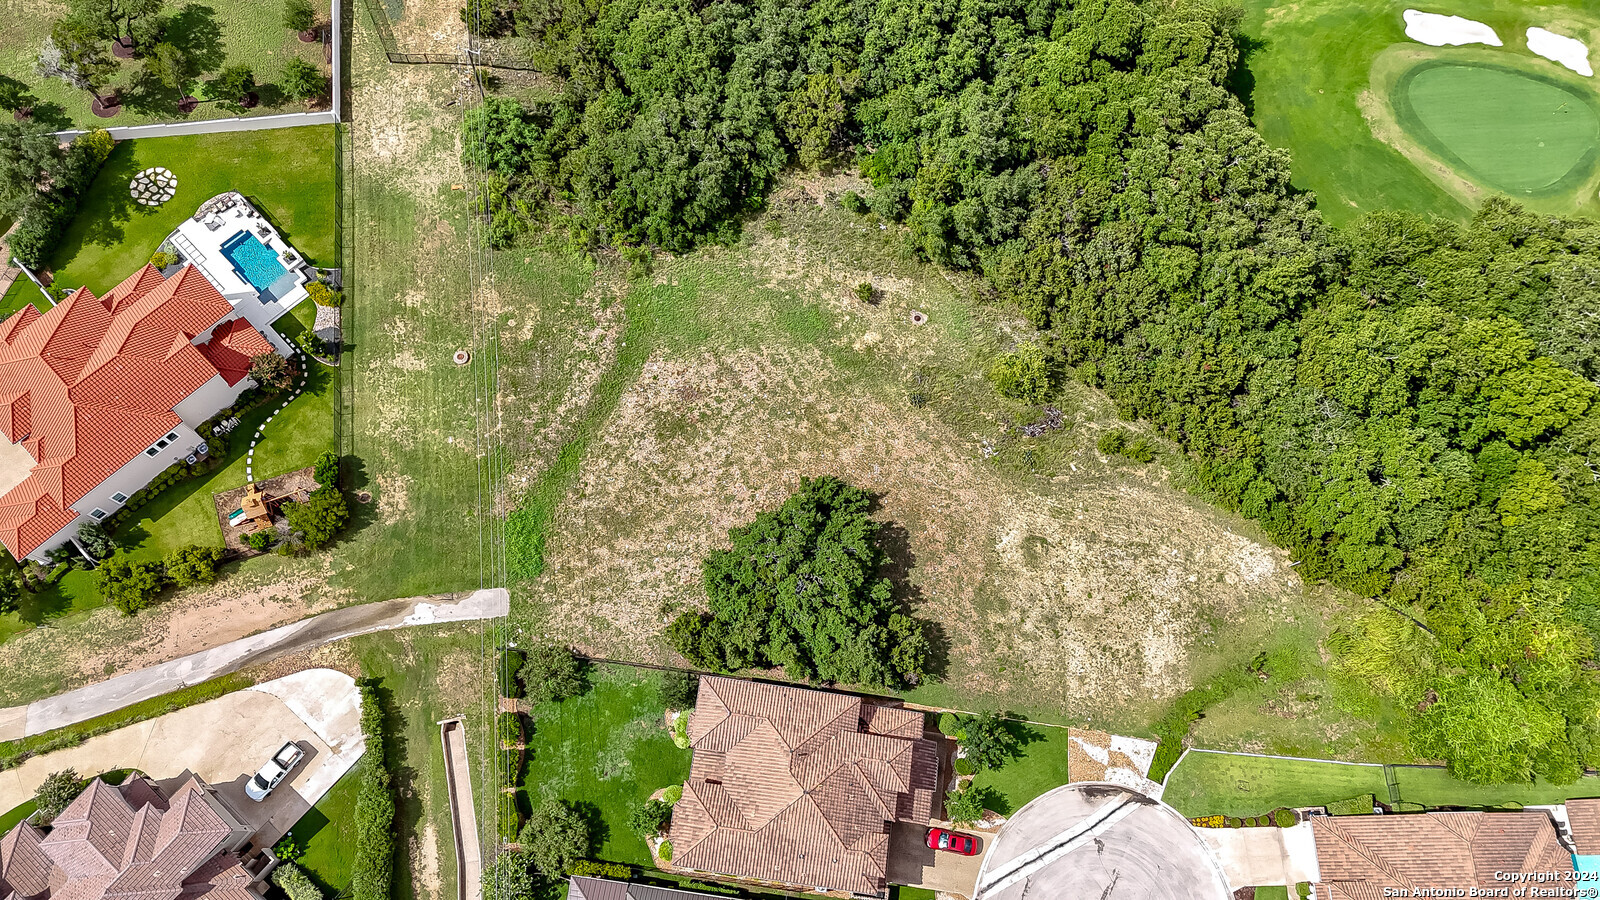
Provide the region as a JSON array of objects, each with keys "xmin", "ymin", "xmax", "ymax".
[
  {"xmin": 0, "ymin": 668, "xmax": 364, "ymax": 846},
  {"xmin": 53, "ymin": 110, "xmax": 337, "ymax": 141},
  {"xmin": 0, "ymin": 588, "xmax": 508, "ymax": 741}
]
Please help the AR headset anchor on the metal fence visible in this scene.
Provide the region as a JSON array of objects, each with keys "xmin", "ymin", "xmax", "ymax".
[{"xmin": 356, "ymin": 0, "xmax": 540, "ymax": 70}]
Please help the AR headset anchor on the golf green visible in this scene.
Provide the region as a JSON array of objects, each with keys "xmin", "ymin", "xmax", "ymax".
[{"xmin": 1401, "ymin": 63, "xmax": 1599, "ymax": 193}]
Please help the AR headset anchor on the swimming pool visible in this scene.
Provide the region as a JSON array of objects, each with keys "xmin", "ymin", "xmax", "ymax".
[{"xmin": 219, "ymin": 231, "xmax": 289, "ymax": 294}]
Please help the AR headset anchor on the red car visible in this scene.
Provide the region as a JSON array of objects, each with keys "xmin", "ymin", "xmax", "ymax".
[{"xmin": 926, "ymin": 827, "xmax": 979, "ymax": 856}]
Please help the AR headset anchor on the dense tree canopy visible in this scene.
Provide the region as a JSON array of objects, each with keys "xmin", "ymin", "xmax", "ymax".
[
  {"xmin": 669, "ymin": 476, "xmax": 928, "ymax": 687},
  {"xmin": 471, "ymin": 0, "xmax": 1600, "ymax": 781}
]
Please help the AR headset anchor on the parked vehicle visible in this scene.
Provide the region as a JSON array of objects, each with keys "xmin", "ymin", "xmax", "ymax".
[
  {"xmin": 927, "ymin": 827, "xmax": 979, "ymax": 856},
  {"xmin": 245, "ymin": 742, "xmax": 306, "ymax": 801}
]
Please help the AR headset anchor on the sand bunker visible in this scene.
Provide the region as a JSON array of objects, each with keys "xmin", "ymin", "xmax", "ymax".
[
  {"xmin": 1528, "ymin": 27, "xmax": 1594, "ymax": 77},
  {"xmin": 1403, "ymin": 10, "xmax": 1502, "ymax": 47}
]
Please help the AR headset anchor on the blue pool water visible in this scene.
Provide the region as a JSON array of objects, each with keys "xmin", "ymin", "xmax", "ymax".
[{"xmin": 219, "ymin": 231, "xmax": 289, "ymax": 294}]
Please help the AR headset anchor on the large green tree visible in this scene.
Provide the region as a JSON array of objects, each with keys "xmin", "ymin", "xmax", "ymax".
[
  {"xmin": 0, "ymin": 120, "xmax": 65, "ymax": 218},
  {"xmin": 668, "ymin": 476, "xmax": 928, "ymax": 687}
]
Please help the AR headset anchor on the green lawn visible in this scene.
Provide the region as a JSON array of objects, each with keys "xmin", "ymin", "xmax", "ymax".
[
  {"xmin": 293, "ymin": 767, "xmax": 362, "ymax": 895},
  {"xmin": 1163, "ymin": 751, "xmax": 1391, "ymax": 818},
  {"xmin": 1391, "ymin": 766, "xmax": 1600, "ymax": 809},
  {"xmin": 969, "ymin": 724, "xmax": 1074, "ymax": 816},
  {"xmin": 0, "ymin": 0, "xmax": 332, "ymax": 131},
  {"xmin": 115, "ymin": 333, "xmax": 337, "ymax": 566},
  {"xmin": 521, "ymin": 663, "xmax": 692, "ymax": 868},
  {"xmin": 45, "ymin": 127, "xmax": 336, "ymax": 293},
  {"xmin": 1239, "ymin": 0, "xmax": 1600, "ymax": 222}
]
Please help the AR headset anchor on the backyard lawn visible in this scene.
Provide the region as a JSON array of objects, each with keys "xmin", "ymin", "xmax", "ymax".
[
  {"xmin": 0, "ymin": 0, "xmax": 332, "ymax": 130},
  {"xmin": 293, "ymin": 766, "xmax": 361, "ymax": 895},
  {"xmin": 1391, "ymin": 766, "xmax": 1600, "ymax": 810},
  {"xmin": 521, "ymin": 663, "xmax": 692, "ymax": 868},
  {"xmin": 969, "ymin": 724, "xmax": 1074, "ymax": 817},
  {"xmin": 44, "ymin": 127, "xmax": 336, "ymax": 294}
]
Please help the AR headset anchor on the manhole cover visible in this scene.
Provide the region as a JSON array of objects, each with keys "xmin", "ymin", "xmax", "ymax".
[
  {"xmin": 910, "ymin": 310, "xmax": 928, "ymax": 325},
  {"xmin": 356, "ymin": 491, "xmax": 373, "ymax": 503},
  {"xmin": 453, "ymin": 350, "xmax": 471, "ymax": 365}
]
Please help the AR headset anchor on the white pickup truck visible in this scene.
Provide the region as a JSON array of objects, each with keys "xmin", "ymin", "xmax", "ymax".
[{"xmin": 245, "ymin": 742, "xmax": 306, "ymax": 801}]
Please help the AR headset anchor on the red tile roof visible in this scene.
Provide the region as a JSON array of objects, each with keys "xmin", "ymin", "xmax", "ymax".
[
  {"xmin": 0, "ymin": 265, "xmax": 275, "ymax": 558},
  {"xmin": 0, "ymin": 774, "xmax": 258, "ymax": 900},
  {"xmin": 668, "ymin": 677, "xmax": 938, "ymax": 897},
  {"xmin": 1313, "ymin": 811, "xmax": 1574, "ymax": 898}
]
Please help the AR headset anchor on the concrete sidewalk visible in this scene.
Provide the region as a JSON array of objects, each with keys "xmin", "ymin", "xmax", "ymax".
[{"xmin": 0, "ymin": 588, "xmax": 507, "ymax": 741}]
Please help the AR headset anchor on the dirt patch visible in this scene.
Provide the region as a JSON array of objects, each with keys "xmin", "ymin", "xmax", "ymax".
[
  {"xmin": 413, "ymin": 822, "xmax": 443, "ymax": 900},
  {"xmin": 387, "ymin": 0, "xmax": 467, "ymax": 54},
  {"xmin": 242, "ymin": 639, "xmax": 362, "ymax": 683},
  {"xmin": 525, "ymin": 346, "xmax": 1306, "ymax": 714},
  {"xmin": 376, "ymin": 472, "xmax": 414, "ymax": 525}
]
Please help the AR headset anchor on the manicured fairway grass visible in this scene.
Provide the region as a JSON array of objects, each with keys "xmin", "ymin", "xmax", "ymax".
[
  {"xmin": 1163, "ymin": 750, "xmax": 1389, "ymax": 817},
  {"xmin": 970, "ymin": 724, "xmax": 1074, "ymax": 816},
  {"xmin": 1402, "ymin": 63, "xmax": 1599, "ymax": 192},
  {"xmin": 45, "ymin": 127, "xmax": 336, "ymax": 294},
  {"xmin": 521, "ymin": 664, "xmax": 692, "ymax": 867},
  {"xmin": 1238, "ymin": 0, "xmax": 1600, "ymax": 221}
]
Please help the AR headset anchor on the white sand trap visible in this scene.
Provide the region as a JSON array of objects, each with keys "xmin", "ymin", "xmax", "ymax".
[
  {"xmin": 1404, "ymin": 9, "xmax": 1503, "ymax": 47},
  {"xmin": 1528, "ymin": 27, "xmax": 1593, "ymax": 77}
]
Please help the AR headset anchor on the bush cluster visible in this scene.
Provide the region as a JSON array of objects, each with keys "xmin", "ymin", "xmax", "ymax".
[
  {"xmin": 11, "ymin": 130, "xmax": 112, "ymax": 269},
  {"xmin": 270, "ymin": 863, "xmax": 324, "ymax": 900},
  {"xmin": 628, "ymin": 799, "xmax": 672, "ymax": 838},
  {"xmin": 1097, "ymin": 429, "xmax": 1155, "ymax": 464},
  {"xmin": 497, "ymin": 789, "xmax": 524, "ymax": 845},
  {"xmin": 352, "ymin": 679, "xmax": 395, "ymax": 900},
  {"xmin": 95, "ymin": 543, "xmax": 229, "ymax": 614},
  {"xmin": 569, "ymin": 861, "xmax": 631, "ymax": 880},
  {"xmin": 498, "ymin": 648, "xmax": 525, "ymax": 700},
  {"xmin": 518, "ymin": 644, "xmax": 584, "ymax": 703},
  {"xmin": 987, "ymin": 343, "xmax": 1052, "ymax": 405}
]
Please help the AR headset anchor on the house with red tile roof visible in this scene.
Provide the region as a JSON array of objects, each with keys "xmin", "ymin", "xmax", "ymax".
[
  {"xmin": 667, "ymin": 676, "xmax": 941, "ymax": 898},
  {"xmin": 0, "ymin": 262, "xmax": 282, "ymax": 562},
  {"xmin": 0, "ymin": 772, "xmax": 272, "ymax": 900}
]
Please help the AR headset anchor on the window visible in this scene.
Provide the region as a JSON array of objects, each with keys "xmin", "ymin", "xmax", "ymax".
[
  {"xmin": 146, "ymin": 432, "xmax": 182, "ymax": 456},
  {"xmin": 89, "ymin": 509, "xmax": 106, "ymax": 519},
  {"xmin": 146, "ymin": 447, "xmax": 159, "ymax": 457},
  {"xmin": 111, "ymin": 492, "xmax": 127, "ymax": 503}
]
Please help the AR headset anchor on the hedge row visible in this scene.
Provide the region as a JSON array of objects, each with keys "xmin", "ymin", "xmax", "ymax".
[
  {"xmin": 352, "ymin": 680, "xmax": 395, "ymax": 900},
  {"xmin": 570, "ymin": 861, "xmax": 631, "ymax": 880},
  {"xmin": 498, "ymin": 649, "xmax": 524, "ymax": 700},
  {"xmin": 10, "ymin": 131, "xmax": 113, "ymax": 269},
  {"xmin": 498, "ymin": 789, "xmax": 523, "ymax": 845}
]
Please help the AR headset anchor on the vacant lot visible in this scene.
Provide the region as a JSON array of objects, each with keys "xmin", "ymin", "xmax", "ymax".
[
  {"xmin": 519, "ymin": 664, "xmax": 690, "ymax": 867},
  {"xmin": 504, "ymin": 192, "xmax": 1373, "ymax": 753},
  {"xmin": 1239, "ymin": 0, "xmax": 1600, "ymax": 222},
  {"xmin": 0, "ymin": 0, "xmax": 332, "ymax": 130}
]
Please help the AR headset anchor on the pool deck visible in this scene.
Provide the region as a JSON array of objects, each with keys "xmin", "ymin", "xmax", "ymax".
[{"xmin": 167, "ymin": 192, "xmax": 310, "ymax": 349}]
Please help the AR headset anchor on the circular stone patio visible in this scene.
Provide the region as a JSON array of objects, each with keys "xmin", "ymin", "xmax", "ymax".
[
  {"xmin": 130, "ymin": 167, "xmax": 177, "ymax": 206},
  {"xmin": 973, "ymin": 783, "xmax": 1232, "ymax": 900}
]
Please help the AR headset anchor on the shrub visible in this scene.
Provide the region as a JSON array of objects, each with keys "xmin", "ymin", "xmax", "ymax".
[
  {"xmin": 518, "ymin": 645, "xmax": 584, "ymax": 703},
  {"xmin": 352, "ymin": 680, "xmax": 395, "ymax": 900},
  {"xmin": 662, "ymin": 784, "xmax": 683, "ymax": 805},
  {"xmin": 482, "ymin": 848, "xmax": 536, "ymax": 900},
  {"xmin": 33, "ymin": 769, "xmax": 83, "ymax": 823},
  {"xmin": 273, "ymin": 835, "xmax": 304, "ymax": 861},
  {"xmin": 283, "ymin": 0, "xmax": 315, "ymax": 31},
  {"xmin": 282, "ymin": 486, "xmax": 349, "ymax": 550},
  {"xmin": 987, "ymin": 342, "xmax": 1051, "ymax": 404},
  {"xmin": 314, "ymin": 451, "xmax": 339, "ymax": 489},
  {"xmin": 1274, "ymin": 808, "xmax": 1296, "ymax": 827},
  {"xmin": 629, "ymin": 799, "xmax": 673, "ymax": 838},
  {"xmin": 76, "ymin": 521, "xmax": 115, "ymax": 559},
  {"xmin": 671, "ymin": 711, "xmax": 689, "ymax": 749},
  {"xmin": 244, "ymin": 530, "xmax": 275, "ymax": 552},
  {"xmin": 294, "ymin": 329, "xmax": 326, "ymax": 358},
  {"xmin": 570, "ymin": 861, "xmax": 632, "ymax": 880},
  {"xmin": 839, "ymin": 191, "xmax": 868, "ymax": 214},
  {"xmin": 1099, "ymin": 428, "xmax": 1155, "ymax": 463},
  {"xmin": 249, "ymin": 353, "xmax": 294, "ymax": 392},
  {"xmin": 497, "ymin": 789, "xmax": 524, "ymax": 844},
  {"xmin": 944, "ymin": 784, "xmax": 988, "ymax": 827},
  {"xmin": 0, "ymin": 576, "xmax": 19, "ymax": 614},
  {"xmin": 854, "ymin": 282, "xmax": 874, "ymax": 303},
  {"xmin": 519, "ymin": 799, "xmax": 591, "ymax": 877},
  {"xmin": 953, "ymin": 757, "xmax": 974, "ymax": 776},
  {"xmin": 1226, "ymin": 817, "xmax": 1242, "ymax": 828},
  {"xmin": 659, "ymin": 669, "xmax": 699, "ymax": 709},
  {"xmin": 271, "ymin": 863, "xmax": 323, "ymax": 900},
  {"xmin": 954, "ymin": 713, "xmax": 1021, "ymax": 772},
  {"xmin": 149, "ymin": 250, "xmax": 177, "ymax": 269},
  {"xmin": 97, "ymin": 554, "xmax": 166, "ymax": 614},
  {"xmin": 502, "ymin": 746, "xmax": 523, "ymax": 787},
  {"xmin": 281, "ymin": 58, "xmax": 326, "ymax": 102},
  {"xmin": 498, "ymin": 711, "xmax": 523, "ymax": 749},
  {"xmin": 498, "ymin": 648, "xmax": 525, "ymax": 699},
  {"xmin": 305, "ymin": 281, "xmax": 342, "ymax": 306},
  {"xmin": 165, "ymin": 545, "xmax": 225, "ymax": 588},
  {"xmin": 937, "ymin": 712, "xmax": 961, "ymax": 737},
  {"xmin": 208, "ymin": 65, "xmax": 256, "ymax": 113},
  {"xmin": 657, "ymin": 840, "xmax": 673, "ymax": 862}
]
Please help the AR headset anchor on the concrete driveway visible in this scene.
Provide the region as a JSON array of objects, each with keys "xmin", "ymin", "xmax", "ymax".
[
  {"xmin": 1195, "ymin": 820, "xmax": 1321, "ymax": 889},
  {"xmin": 0, "ymin": 669, "xmax": 363, "ymax": 846},
  {"xmin": 888, "ymin": 821, "xmax": 993, "ymax": 898}
]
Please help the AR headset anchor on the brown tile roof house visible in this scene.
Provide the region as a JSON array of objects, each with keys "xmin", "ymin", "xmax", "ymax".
[
  {"xmin": 566, "ymin": 875, "xmax": 728, "ymax": 900},
  {"xmin": 668, "ymin": 677, "xmax": 939, "ymax": 897},
  {"xmin": 1566, "ymin": 798, "xmax": 1600, "ymax": 856},
  {"xmin": 1311, "ymin": 811, "xmax": 1575, "ymax": 899},
  {"xmin": 0, "ymin": 773, "xmax": 266, "ymax": 900}
]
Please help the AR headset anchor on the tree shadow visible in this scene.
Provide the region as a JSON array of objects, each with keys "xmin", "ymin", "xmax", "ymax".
[
  {"xmin": 164, "ymin": 4, "xmax": 226, "ymax": 77},
  {"xmin": 26, "ymin": 102, "xmax": 74, "ymax": 132},
  {"xmin": 1227, "ymin": 31, "xmax": 1265, "ymax": 120},
  {"xmin": 569, "ymin": 799, "xmax": 609, "ymax": 855},
  {"xmin": 876, "ymin": 518, "xmax": 950, "ymax": 681},
  {"xmin": 119, "ymin": 70, "xmax": 181, "ymax": 117},
  {"xmin": 47, "ymin": 142, "xmax": 145, "ymax": 263}
]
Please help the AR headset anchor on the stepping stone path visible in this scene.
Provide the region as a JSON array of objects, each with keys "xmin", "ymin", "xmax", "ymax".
[
  {"xmin": 129, "ymin": 167, "xmax": 177, "ymax": 206},
  {"xmin": 245, "ymin": 348, "xmax": 309, "ymax": 484}
]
